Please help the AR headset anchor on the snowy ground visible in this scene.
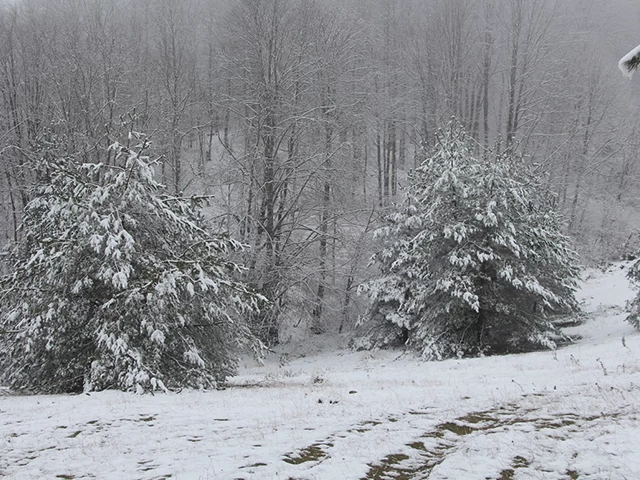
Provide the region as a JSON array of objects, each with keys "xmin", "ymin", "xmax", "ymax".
[{"xmin": 2, "ymin": 264, "xmax": 640, "ymax": 479}]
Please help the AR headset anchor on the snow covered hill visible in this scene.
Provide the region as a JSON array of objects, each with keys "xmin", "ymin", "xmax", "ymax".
[{"xmin": 1, "ymin": 263, "xmax": 640, "ymax": 479}]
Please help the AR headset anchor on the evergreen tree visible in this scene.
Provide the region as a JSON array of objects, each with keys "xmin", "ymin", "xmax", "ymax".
[
  {"xmin": 0, "ymin": 135, "xmax": 266, "ymax": 393},
  {"xmin": 359, "ymin": 121, "xmax": 580, "ymax": 359},
  {"xmin": 626, "ymin": 267, "xmax": 640, "ymax": 328}
]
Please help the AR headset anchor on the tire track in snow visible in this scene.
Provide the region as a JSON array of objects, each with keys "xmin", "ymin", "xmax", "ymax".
[{"xmin": 246, "ymin": 396, "xmax": 637, "ymax": 480}]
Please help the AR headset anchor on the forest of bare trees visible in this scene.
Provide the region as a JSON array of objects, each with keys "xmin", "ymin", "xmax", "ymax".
[{"xmin": 1, "ymin": 0, "xmax": 640, "ymax": 343}]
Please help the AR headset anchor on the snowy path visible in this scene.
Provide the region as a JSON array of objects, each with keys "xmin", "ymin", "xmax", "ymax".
[{"xmin": 2, "ymin": 263, "xmax": 640, "ymax": 479}]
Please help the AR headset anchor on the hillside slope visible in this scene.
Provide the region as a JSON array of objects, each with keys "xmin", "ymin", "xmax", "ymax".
[{"xmin": 1, "ymin": 263, "xmax": 639, "ymax": 479}]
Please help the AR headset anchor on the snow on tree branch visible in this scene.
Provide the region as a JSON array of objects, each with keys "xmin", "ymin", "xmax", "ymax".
[{"xmin": 619, "ymin": 44, "xmax": 640, "ymax": 78}]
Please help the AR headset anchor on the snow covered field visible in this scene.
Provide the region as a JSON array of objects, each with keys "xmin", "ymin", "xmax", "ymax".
[{"xmin": 2, "ymin": 263, "xmax": 640, "ymax": 480}]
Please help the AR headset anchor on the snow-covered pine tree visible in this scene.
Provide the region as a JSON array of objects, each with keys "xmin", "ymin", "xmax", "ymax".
[
  {"xmin": 359, "ymin": 120, "xmax": 580, "ymax": 359},
  {"xmin": 0, "ymin": 135, "xmax": 266, "ymax": 393}
]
